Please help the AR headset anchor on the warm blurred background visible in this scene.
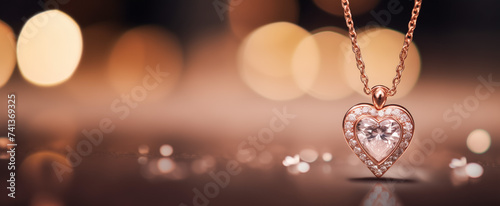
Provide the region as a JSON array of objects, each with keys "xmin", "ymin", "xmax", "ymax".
[{"xmin": 0, "ymin": 0, "xmax": 499, "ymax": 205}]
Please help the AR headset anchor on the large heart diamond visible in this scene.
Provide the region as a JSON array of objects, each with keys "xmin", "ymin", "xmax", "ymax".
[
  {"xmin": 342, "ymin": 103, "xmax": 414, "ymax": 177},
  {"xmin": 356, "ymin": 118, "xmax": 401, "ymax": 162}
]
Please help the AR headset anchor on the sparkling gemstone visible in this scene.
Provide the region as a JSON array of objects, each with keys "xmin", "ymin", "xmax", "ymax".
[
  {"xmin": 362, "ymin": 107, "xmax": 369, "ymax": 114},
  {"xmin": 401, "ymin": 114, "xmax": 409, "ymax": 122},
  {"xmin": 403, "ymin": 132, "xmax": 412, "ymax": 139},
  {"xmin": 392, "ymin": 109, "xmax": 401, "ymax": 116},
  {"xmin": 385, "ymin": 161, "xmax": 393, "ymax": 166},
  {"xmin": 385, "ymin": 108, "xmax": 392, "ymax": 116},
  {"xmin": 345, "ymin": 122, "xmax": 353, "ymax": 130},
  {"xmin": 394, "ymin": 148, "xmax": 403, "ymax": 157},
  {"xmin": 370, "ymin": 108, "xmax": 377, "ymax": 116},
  {"xmin": 371, "ymin": 165, "xmax": 378, "ymax": 171},
  {"xmin": 354, "ymin": 108, "xmax": 362, "ymax": 115},
  {"xmin": 365, "ymin": 160, "xmax": 374, "ymax": 166},
  {"xmin": 349, "ymin": 139, "xmax": 357, "ymax": 147},
  {"xmin": 345, "ymin": 131, "xmax": 354, "ymax": 139},
  {"xmin": 378, "ymin": 111, "xmax": 384, "ymax": 117},
  {"xmin": 380, "ymin": 166, "xmax": 387, "ymax": 171},
  {"xmin": 375, "ymin": 169, "xmax": 382, "ymax": 176},
  {"xmin": 356, "ymin": 117, "xmax": 401, "ymax": 162},
  {"xmin": 404, "ymin": 123, "xmax": 413, "ymax": 131},
  {"xmin": 347, "ymin": 114, "xmax": 356, "ymax": 121},
  {"xmin": 354, "ymin": 147, "xmax": 362, "ymax": 154},
  {"xmin": 359, "ymin": 154, "xmax": 367, "ymax": 161},
  {"xmin": 400, "ymin": 141, "xmax": 409, "ymax": 148}
]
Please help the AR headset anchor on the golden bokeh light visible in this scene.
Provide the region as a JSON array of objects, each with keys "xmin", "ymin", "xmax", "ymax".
[
  {"xmin": 138, "ymin": 145, "xmax": 150, "ymax": 155},
  {"xmin": 17, "ymin": 10, "xmax": 83, "ymax": 86},
  {"xmin": 20, "ymin": 151, "xmax": 73, "ymax": 192},
  {"xmin": 343, "ymin": 28, "xmax": 421, "ymax": 98},
  {"xmin": 0, "ymin": 20, "xmax": 16, "ymax": 88},
  {"xmin": 313, "ymin": 0, "xmax": 380, "ymax": 16},
  {"xmin": 466, "ymin": 129, "xmax": 491, "ymax": 154},
  {"xmin": 0, "ymin": 137, "xmax": 14, "ymax": 160},
  {"xmin": 229, "ymin": 0, "xmax": 299, "ymax": 39},
  {"xmin": 107, "ymin": 25, "xmax": 183, "ymax": 100},
  {"xmin": 238, "ymin": 22, "xmax": 310, "ymax": 100},
  {"xmin": 292, "ymin": 30, "xmax": 354, "ymax": 100}
]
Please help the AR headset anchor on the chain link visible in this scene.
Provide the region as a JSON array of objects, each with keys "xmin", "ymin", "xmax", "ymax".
[{"xmin": 342, "ymin": 0, "xmax": 422, "ymax": 96}]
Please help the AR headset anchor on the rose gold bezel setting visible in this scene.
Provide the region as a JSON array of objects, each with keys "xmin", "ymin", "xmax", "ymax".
[{"xmin": 342, "ymin": 103, "xmax": 415, "ymax": 178}]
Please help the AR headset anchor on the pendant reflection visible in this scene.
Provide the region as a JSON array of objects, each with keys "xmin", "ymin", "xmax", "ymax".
[{"xmin": 360, "ymin": 183, "xmax": 402, "ymax": 206}]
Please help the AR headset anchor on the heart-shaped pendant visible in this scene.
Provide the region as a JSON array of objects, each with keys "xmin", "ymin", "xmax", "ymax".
[{"xmin": 342, "ymin": 86, "xmax": 415, "ymax": 177}]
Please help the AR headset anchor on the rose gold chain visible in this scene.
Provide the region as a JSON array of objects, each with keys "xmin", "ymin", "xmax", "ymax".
[{"xmin": 341, "ymin": 0, "xmax": 422, "ymax": 96}]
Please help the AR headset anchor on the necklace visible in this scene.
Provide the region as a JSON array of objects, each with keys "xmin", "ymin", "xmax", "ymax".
[{"xmin": 341, "ymin": 0, "xmax": 422, "ymax": 178}]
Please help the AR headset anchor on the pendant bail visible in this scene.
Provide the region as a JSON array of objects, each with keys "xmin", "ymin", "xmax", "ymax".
[{"xmin": 371, "ymin": 85, "xmax": 389, "ymax": 110}]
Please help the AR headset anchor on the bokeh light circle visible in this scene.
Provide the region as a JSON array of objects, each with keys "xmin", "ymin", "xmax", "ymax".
[
  {"xmin": 466, "ymin": 129, "xmax": 491, "ymax": 154},
  {"xmin": 0, "ymin": 20, "xmax": 16, "ymax": 88},
  {"xmin": 229, "ymin": 0, "xmax": 299, "ymax": 39},
  {"xmin": 20, "ymin": 151, "xmax": 73, "ymax": 192},
  {"xmin": 17, "ymin": 10, "xmax": 83, "ymax": 86},
  {"xmin": 297, "ymin": 162, "xmax": 310, "ymax": 173},
  {"xmin": 465, "ymin": 163, "xmax": 483, "ymax": 178},
  {"xmin": 160, "ymin": 144, "xmax": 174, "ymax": 157},
  {"xmin": 0, "ymin": 137, "xmax": 15, "ymax": 160},
  {"xmin": 107, "ymin": 25, "xmax": 183, "ymax": 100},
  {"xmin": 322, "ymin": 152, "xmax": 333, "ymax": 162},
  {"xmin": 292, "ymin": 30, "xmax": 354, "ymax": 100},
  {"xmin": 238, "ymin": 22, "xmax": 310, "ymax": 100},
  {"xmin": 299, "ymin": 149, "xmax": 319, "ymax": 163},
  {"xmin": 313, "ymin": 0, "xmax": 380, "ymax": 16},
  {"xmin": 138, "ymin": 145, "xmax": 150, "ymax": 155},
  {"xmin": 157, "ymin": 158, "xmax": 176, "ymax": 173},
  {"xmin": 343, "ymin": 28, "xmax": 421, "ymax": 98}
]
